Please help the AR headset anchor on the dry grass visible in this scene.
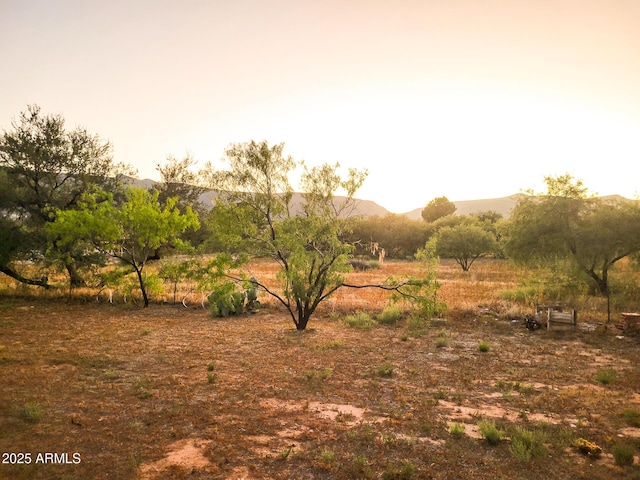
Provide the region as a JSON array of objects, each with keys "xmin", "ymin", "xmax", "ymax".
[{"xmin": 1, "ymin": 259, "xmax": 640, "ymax": 479}]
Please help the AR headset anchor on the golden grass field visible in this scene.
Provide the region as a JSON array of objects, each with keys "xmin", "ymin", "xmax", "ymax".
[{"xmin": 1, "ymin": 259, "xmax": 639, "ymax": 479}]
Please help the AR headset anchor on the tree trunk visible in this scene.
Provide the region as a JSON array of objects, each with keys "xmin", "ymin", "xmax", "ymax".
[
  {"xmin": 66, "ymin": 262, "xmax": 86, "ymax": 288},
  {"xmin": 135, "ymin": 267, "xmax": 150, "ymax": 308}
]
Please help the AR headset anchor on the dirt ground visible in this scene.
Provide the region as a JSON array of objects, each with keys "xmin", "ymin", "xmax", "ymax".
[{"xmin": 1, "ymin": 261, "xmax": 640, "ymax": 479}]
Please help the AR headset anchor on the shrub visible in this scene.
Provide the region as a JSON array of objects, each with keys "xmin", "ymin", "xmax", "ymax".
[
  {"xmin": 349, "ymin": 259, "xmax": 380, "ymax": 271},
  {"xmin": 383, "ymin": 460, "xmax": 416, "ymax": 479},
  {"xmin": 477, "ymin": 419, "xmax": 504, "ymax": 445},
  {"xmin": 376, "ymin": 362, "xmax": 394, "ymax": 377},
  {"xmin": 478, "ymin": 341, "xmax": 490, "ymax": 353},
  {"xmin": 377, "ymin": 306, "xmax": 403, "ymax": 325},
  {"xmin": 22, "ymin": 402, "xmax": 43, "ymax": 423},
  {"xmin": 508, "ymin": 426, "xmax": 548, "ymax": 462},
  {"xmin": 208, "ymin": 278, "xmax": 260, "ymax": 317},
  {"xmin": 406, "ymin": 314, "xmax": 428, "ymax": 337},
  {"xmin": 594, "ymin": 368, "xmax": 617, "ymax": 385},
  {"xmin": 622, "ymin": 409, "xmax": 640, "ymax": 427},
  {"xmin": 435, "ymin": 338, "xmax": 448, "ymax": 348},
  {"xmin": 611, "ymin": 443, "xmax": 635, "ymax": 466},
  {"xmin": 449, "ymin": 423, "xmax": 465, "ymax": 439},
  {"xmin": 344, "ymin": 312, "xmax": 377, "ymax": 330}
]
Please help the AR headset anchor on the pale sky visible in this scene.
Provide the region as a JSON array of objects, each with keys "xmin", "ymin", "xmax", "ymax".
[{"xmin": 2, "ymin": 0, "xmax": 639, "ymax": 213}]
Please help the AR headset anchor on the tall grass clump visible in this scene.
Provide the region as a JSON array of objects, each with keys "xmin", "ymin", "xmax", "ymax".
[
  {"xmin": 477, "ymin": 419, "xmax": 504, "ymax": 445},
  {"xmin": 508, "ymin": 426, "xmax": 548, "ymax": 462},
  {"xmin": 594, "ymin": 368, "xmax": 617, "ymax": 385},
  {"xmin": 611, "ymin": 443, "xmax": 635, "ymax": 466},
  {"xmin": 376, "ymin": 306, "xmax": 403, "ymax": 325},
  {"xmin": 21, "ymin": 402, "xmax": 44, "ymax": 423},
  {"xmin": 344, "ymin": 312, "xmax": 377, "ymax": 330}
]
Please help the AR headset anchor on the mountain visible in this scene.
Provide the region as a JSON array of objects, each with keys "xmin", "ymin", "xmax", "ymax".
[{"xmin": 132, "ymin": 178, "xmax": 626, "ymax": 220}]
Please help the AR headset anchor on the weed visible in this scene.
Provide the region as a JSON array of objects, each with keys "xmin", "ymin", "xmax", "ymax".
[
  {"xmin": 140, "ymin": 328, "xmax": 151, "ymax": 336},
  {"xmin": 129, "ymin": 420, "xmax": 144, "ymax": 431},
  {"xmin": 622, "ymin": 409, "xmax": 640, "ymax": 427},
  {"xmin": 134, "ymin": 376, "xmax": 153, "ymax": 399},
  {"xmin": 478, "ymin": 341, "xmax": 490, "ymax": 353},
  {"xmin": 594, "ymin": 368, "xmax": 617, "ymax": 385},
  {"xmin": 348, "ymin": 424, "xmax": 377, "ymax": 446},
  {"xmin": 514, "ymin": 382, "xmax": 536, "ymax": 395},
  {"xmin": 508, "ymin": 426, "xmax": 547, "ymax": 462},
  {"xmin": 611, "ymin": 443, "xmax": 635, "ymax": 466},
  {"xmin": 477, "ymin": 419, "xmax": 504, "ymax": 445},
  {"xmin": 377, "ymin": 306, "xmax": 403, "ymax": 325},
  {"xmin": 314, "ymin": 340, "xmax": 343, "ymax": 351},
  {"xmin": 279, "ymin": 446, "xmax": 294, "ymax": 460},
  {"xmin": 510, "ymin": 438, "xmax": 532, "ymax": 462},
  {"xmin": 344, "ymin": 312, "xmax": 377, "ymax": 330},
  {"xmin": 207, "ymin": 373, "xmax": 217, "ymax": 384},
  {"xmin": 383, "ymin": 460, "xmax": 416, "ymax": 479},
  {"xmin": 406, "ymin": 314, "xmax": 428, "ymax": 337},
  {"xmin": 21, "ymin": 402, "xmax": 43, "ymax": 423},
  {"xmin": 305, "ymin": 367, "xmax": 333, "ymax": 382},
  {"xmin": 207, "ymin": 362, "xmax": 216, "ymax": 372},
  {"xmin": 348, "ymin": 454, "xmax": 374, "ymax": 479},
  {"xmin": 376, "ymin": 362, "xmax": 394, "ymax": 377},
  {"xmin": 433, "ymin": 388, "xmax": 447, "ymax": 400},
  {"xmin": 435, "ymin": 338, "xmax": 448, "ymax": 348},
  {"xmin": 318, "ymin": 449, "xmax": 336, "ymax": 463},
  {"xmin": 449, "ymin": 423, "xmax": 465, "ymax": 439}
]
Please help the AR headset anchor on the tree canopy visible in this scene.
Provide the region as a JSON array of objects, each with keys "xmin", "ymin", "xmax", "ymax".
[
  {"xmin": 432, "ymin": 222, "xmax": 498, "ymax": 271},
  {"xmin": 421, "ymin": 196, "xmax": 456, "ymax": 223},
  {"xmin": 0, "ymin": 105, "xmax": 134, "ymax": 287},
  {"xmin": 48, "ymin": 187, "xmax": 199, "ymax": 307},
  {"xmin": 204, "ymin": 140, "xmax": 367, "ymax": 330},
  {"xmin": 504, "ymin": 174, "xmax": 640, "ymax": 303}
]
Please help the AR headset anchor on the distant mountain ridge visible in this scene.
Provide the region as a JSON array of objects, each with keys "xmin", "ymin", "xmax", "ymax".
[{"xmin": 132, "ymin": 178, "xmax": 628, "ymax": 220}]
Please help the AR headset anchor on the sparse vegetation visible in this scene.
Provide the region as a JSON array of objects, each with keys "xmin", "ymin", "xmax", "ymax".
[
  {"xmin": 594, "ymin": 368, "xmax": 617, "ymax": 385},
  {"xmin": 611, "ymin": 443, "xmax": 636, "ymax": 466},
  {"xmin": 344, "ymin": 311, "xmax": 377, "ymax": 330},
  {"xmin": 1, "ymin": 258, "xmax": 639, "ymax": 479},
  {"xmin": 478, "ymin": 419, "xmax": 504, "ymax": 445}
]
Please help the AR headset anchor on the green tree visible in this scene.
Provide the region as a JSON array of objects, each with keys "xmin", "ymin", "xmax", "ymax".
[
  {"xmin": 205, "ymin": 141, "xmax": 364, "ymax": 330},
  {"xmin": 345, "ymin": 214, "xmax": 430, "ymax": 259},
  {"xmin": 205, "ymin": 140, "xmax": 440, "ymax": 330},
  {"xmin": 421, "ymin": 196, "xmax": 456, "ymax": 223},
  {"xmin": 48, "ymin": 188, "xmax": 199, "ymax": 307},
  {"xmin": 504, "ymin": 174, "xmax": 640, "ymax": 320},
  {"xmin": 151, "ymin": 153, "xmax": 209, "ymax": 254},
  {"xmin": 433, "ymin": 223, "xmax": 498, "ymax": 271},
  {"xmin": 0, "ymin": 105, "xmax": 133, "ymax": 287}
]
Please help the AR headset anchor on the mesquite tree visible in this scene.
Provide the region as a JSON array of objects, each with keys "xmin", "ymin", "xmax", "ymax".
[
  {"xmin": 48, "ymin": 187, "xmax": 199, "ymax": 307},
  {"xmin": 204, "ymin": 140, "xmax": 440, "ymax": 330}
]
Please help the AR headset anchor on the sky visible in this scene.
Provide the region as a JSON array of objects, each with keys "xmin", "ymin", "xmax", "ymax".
[{"xmin": 1, "ymin": 0, "xmax": 640, "ymax": 213}]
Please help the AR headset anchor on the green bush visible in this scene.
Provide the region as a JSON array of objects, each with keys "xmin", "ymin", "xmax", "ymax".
[
  {"xmin": 377, "ymin": 306, "xmax": 403, "ymax": 325},
  {"xmin": 478, "ymin": 341, "xmax": 490, "ymax": 353},
  {"xmin": 594, "ymin": 368, "xmax": 617, "ymax": 385},
  {"xmin": 449, "ymin": 423, "xmax": 465, "ymax": 439},
  {"xmin": 22, "ymin": 402, "xmax": 43, "ymax": 423},
  {"xmin": 612, "ymin": 443, "xmax": 635, "ymax": 466},
  {"xmin": 344, "ymin": 312, "xmax": 377, "ymax": 330},
  {"xmin": 477, "ymin": 419, "xmax": 504, "ymax": 445},
  {"xmin": 508, "ymin": 426, "xmax": 548, "ymax": 462}
]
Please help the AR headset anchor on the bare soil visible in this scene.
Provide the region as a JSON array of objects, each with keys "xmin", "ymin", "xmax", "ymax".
[{"xmin": 1, "ymin": 260, "xmax": 640, "ymax": 479}]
